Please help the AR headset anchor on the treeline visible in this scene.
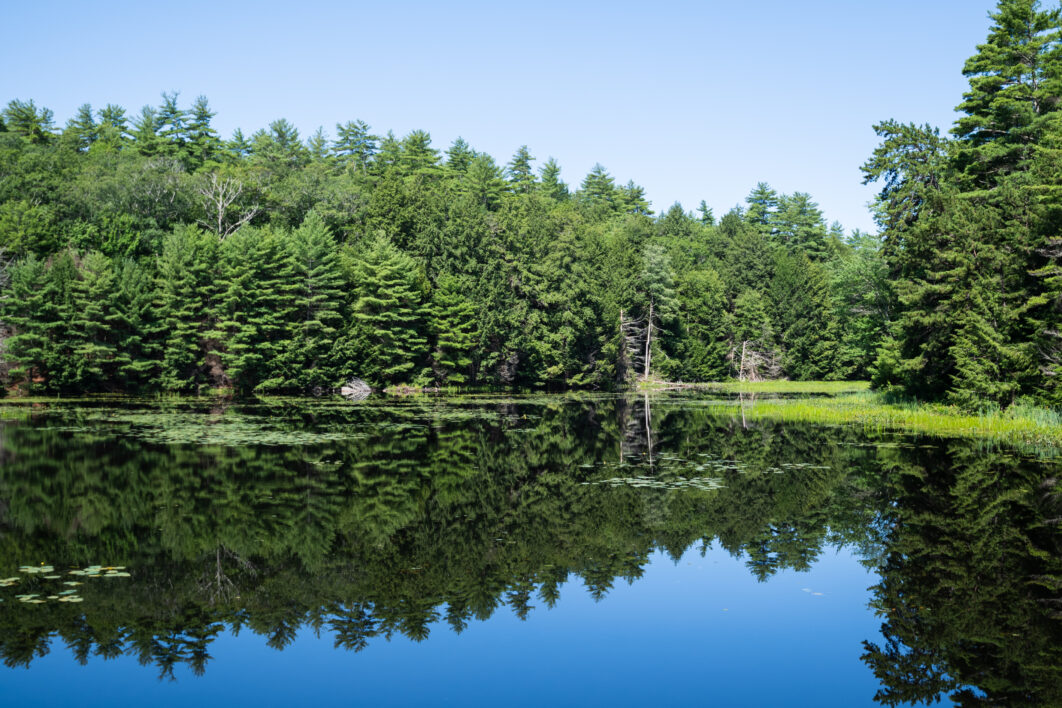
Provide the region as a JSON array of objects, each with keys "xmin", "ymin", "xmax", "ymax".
[
  {"xmin": 0, "ymin": 93, "xmax": 887, "ymax": 393},
  {"xmin": 865, "ymin": 0, "xmax": 1062, "ymax": 409}
]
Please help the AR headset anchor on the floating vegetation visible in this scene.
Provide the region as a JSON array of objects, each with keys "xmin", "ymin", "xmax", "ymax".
[{"xmin": 1, "ymin": 563, "xmax": 131, "ymax": 606}]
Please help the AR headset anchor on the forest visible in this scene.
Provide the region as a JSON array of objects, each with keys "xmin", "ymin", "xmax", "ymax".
[{"xmin": 1, "ymin": 0, "xmax": 1061, "ymax": 409}]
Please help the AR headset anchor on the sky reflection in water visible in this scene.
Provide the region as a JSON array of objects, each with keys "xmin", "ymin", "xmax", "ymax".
[{"xmin": 0, "ymin": 393, "xmax": 1058, "ymax": 706}]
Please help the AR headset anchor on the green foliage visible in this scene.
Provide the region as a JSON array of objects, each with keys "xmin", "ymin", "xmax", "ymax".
[
  {"xmin": 282, "ymin": 212, "xmax": 345, "ymax": 390},
  {"xmin": 427, "ymin": 274, "xmax": 477, "ymax": 384},
  {"xmin": 864, "ymin": 0, "xmax": 1062, "ymax": 407},
  {"xmin": 155, "ymin": 225, "xmax": 219, "ymax": 392},
  {"xmin": 0, "ymin": 91, "xmax": 882, "ymax": 393},
  {"xmin": 346, "ymin": 236, "xmax": 429, "ymax": 385}
]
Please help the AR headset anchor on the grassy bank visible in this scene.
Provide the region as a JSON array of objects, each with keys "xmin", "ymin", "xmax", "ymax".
[{"xmin": 698, "ymin": 389, "xmax": 1062, "ymax": 457}]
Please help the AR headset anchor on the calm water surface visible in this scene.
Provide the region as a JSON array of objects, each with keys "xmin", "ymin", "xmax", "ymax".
[{"xmin": 0, "ymin": 393, "xmax": 1059, "ymax": 706}]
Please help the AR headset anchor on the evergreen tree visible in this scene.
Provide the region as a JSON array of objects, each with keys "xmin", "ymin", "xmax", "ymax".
[
  {"xmin": 111, "ymin": 258, "xmax": 159, "ymax": 388},
  {"xmin": 251, "ymin": 119, "xmax": 307, "ymax": 170},
  {"xmin": 617, "ymin": 181, "xmax": 652, "ymax": 215},
  {"xmin": 282, "ymin": 212, "xmax": 345, "ymax": 390},
  {"xmin": 64, "ymin": 251, "xmax": 122, "ymax": 391},
  {"xmin": 211, "ymin": 226, "xmax": 297, "ymax": 392},
  {"xmin": 465, "ymin": 153, "xmax": 505, "ymax": 210},
  {"xmin": 64, "ymin": 103, "xmax": 98, "ymax": 152},
  {"xmin": 675, "ymin": 268, "xmax": 730, "ymax": 380},
  {"xmin": 539, "ymin": 157, "xmax": 568, "ymax": 201},
  {"xmin": 155, "ymin": 225, "xmax": 219, "ymax": 391},
  {"xmin": 131, "ymin": 106, "xmax": 162, "ymax": 157},
  {"xmin": 697, "ymin": 200, "xmax": 715, "ymax": 225},
  {"xmin": 2, "ymin": 99, "xmax": 54, "ymax": 143},
  {"xmin": 770, "ymin": 251, "xmax": 838, "ymax": 379},
  {"xmin": 744, "ymin": 182, "xmax": 778, "ymax": 232},
  {"xmin": 637, "ymin": 243, "xmax": 676, "ymax": 379},
  {"xmin": 226, "ymin": 128, "xmax": 252, "ymax": 161},
  {"xmin": 1, "ymin": 254, "xmax": 62, "ymax": 390},
  {"xmin": 333, "ymin": 120, "xmax": 377, "ymax": 172},
  {"xmin": 774, "ymin": 192, "xmax": 831, "ymax": 260},
  {"xmin": 427, "ymin": 274, "xmax": 477, "ymax": 385},
  {"xmin": 96, "ymin": 104, "xmax": 129, "ymax": 148},
  {"xmin": 399, "ymin": 129, "xmax": 440, "ymax": 176},
  {"xmin": 346, "ymin": 236, "xmax": 429, "ymax": 385},
  {"xmin": 444, "ymin": 137, "xmax": 474, "ymax": 175},
  {"xmin": 156, "ymin": 91, "xmax": 188, "ymax": 161},
  {"xmin": 952, "ymin": 0, "xmax": 1062, "ymax": 187},
  {"xmin": 579, "ymin": 164, "xmax": 616, "ymax": 209},
  {"xmin": 506, "ymin": 145, "xmax": 536, "ymax": 193},
  {"xmin": 186, "ymin": 95, "xmax": 221, "ymax": 169}
]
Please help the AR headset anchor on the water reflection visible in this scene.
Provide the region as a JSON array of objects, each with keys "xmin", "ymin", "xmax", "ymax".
[{"xmin": 0, "ymin": 393, "xmax": 1058, "ymax": 704}]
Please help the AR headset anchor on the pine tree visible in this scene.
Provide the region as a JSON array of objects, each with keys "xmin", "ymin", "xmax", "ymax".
[
  {"xmin": 333, "ymin": 120, "xmax": 378, "ymax": 172},
  {"xmin": 131, "ymin": 106, "xmax": 162, "ymax": 157},
  {"xmin": 697, "ymin": 200, "xmax": 715, "ymax": 225},
  {"xmin": 579, "ymin": 164, "xmax": 616, "ymax": 209},
  {"xmin": 112, "ymin": 258, "xmax": 159, "ymax": 388},
  {"xmin": 774, "ymin": 192, "xmax": 831, "ymax": 260},
  {"xmin": 744, "ymin": 182, "xmax": 778, "ymax": 232},
  {"xmin": 427, "ymin": 274, "xmax": 477, "ymax": 385},
  {"xmin": 346, "ymin": 236, "xmax": 429, "ymax": 384},
  {"xmin": 399, "ymin": 130, "xmax": 440, "ymax": 176},
  {"xmin": 637, "ymin": 243, "xmax": 676, "ymax": 379},
  {"xmin": 1, "ymin": 254, "xmax": 62, "ymax": 391},
  {"xmin": 770, "ymin": 251, "xmax": 838, "ymax": 379},
  {"xmin": 156, "ymin": 91, "xmax": 189, "ymax": 161},
  {"xmin": 64, "ymin": 251, "xmax": 122, "ymax": 390},
  {"xmin": 617, "ymin": 181, "xmax": 652, "ymax": 215},
  {"xmin": 2, "ymin": 99, "xmax": 54, "ymax": 143},
  {"xmin": 506, "ymin": 145, "xmax": 536, "ymax": 193},
  {"xmin": 156, "ymin": 225, "xmax": 219, "ymax": 391},
  {"xmin": 210, "ymin": 226, "xmax": 296, "ymax": 392},
  {"xmin": 186, "ymin": 95, "xmax": 221, "ymax": 169},
  {"xmin": 282, "ymin": 212, "xmax": 345, "ymax": 390},
  {"xmin": 952, "ymin": 0, "xmax": 1062, "ymax": 187},
  {"xmin": 97, "ymin": 104, "xmax": 129, "ymax": 147},
  {"xmin": 445, "ymin": 137, "xmax": 474, "ymax": 175},
  {"xmin": 64, "ymin": 103, "xmax": 98, "ymax": 152},
  {"xmin": 226, "ymin": 128, "xmax": 252, "ymax": 161},
  {"xmin": 465, "ymin": 154, "xmax": 505, "ymax": 210},
  {"xmin": 539, "ymin": 157, "xmax": 568, "ymax": 201},
  {"xmin": 675, "ymin": 268, "xmax": 730, "ymax": 380}
]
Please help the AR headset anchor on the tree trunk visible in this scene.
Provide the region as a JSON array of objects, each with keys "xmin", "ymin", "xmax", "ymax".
[{"xmin": 644, "ymin": 300, "xmax": 653, "ymax": 380}]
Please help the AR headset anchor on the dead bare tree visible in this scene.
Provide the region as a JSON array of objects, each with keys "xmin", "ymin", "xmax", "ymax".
[
  {"xmin": 197, "ymin": 172, "xmax": 260, "ymax": 238},
  {"xmin": 0, "ymin": 248, "xmax": 9, "ymax": 386},
  {"xmin": 736, "ymin": 340, "xmax": 783, "ymax": 382},
  {"xmin": 618, "ymin": 309, "xmax": 646, "ymax": 384}
]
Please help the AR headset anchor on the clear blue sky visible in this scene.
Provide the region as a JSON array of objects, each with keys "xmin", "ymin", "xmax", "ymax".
[{"xmin": 2, "ymin": 0, "xmax": 1002, "ymax": 233}]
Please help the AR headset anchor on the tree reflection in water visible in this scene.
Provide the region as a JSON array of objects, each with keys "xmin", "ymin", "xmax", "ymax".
[{"xmin": 0, "ymin": 393, "xmax": 1058, "ymax": 703}]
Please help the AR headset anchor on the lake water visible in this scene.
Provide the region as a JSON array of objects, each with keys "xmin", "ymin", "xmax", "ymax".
[{"xmin": 0, "ymin": 392, "xmax": 1059, "ymax": 706}]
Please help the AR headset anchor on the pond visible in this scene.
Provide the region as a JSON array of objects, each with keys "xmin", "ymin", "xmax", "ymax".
[{"xmin": 0, "ymin": 392, "xmax": 1059, "ymax": 706}]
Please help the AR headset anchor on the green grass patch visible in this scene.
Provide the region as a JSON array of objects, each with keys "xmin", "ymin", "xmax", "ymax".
[{"xmin": 706, "ymin": 391, "xmax": 1062, "ymax": 456}]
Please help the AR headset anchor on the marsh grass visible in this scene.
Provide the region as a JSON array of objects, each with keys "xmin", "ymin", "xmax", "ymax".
[{"xmin": 709, "ymin": 391, "xmax": 1062, "ymax": 456}]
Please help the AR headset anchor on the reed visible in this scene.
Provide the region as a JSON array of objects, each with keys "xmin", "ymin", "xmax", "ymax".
[{"xmin": 706, "ymin": 391, "xmax": 1062, "ymax": 456}]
